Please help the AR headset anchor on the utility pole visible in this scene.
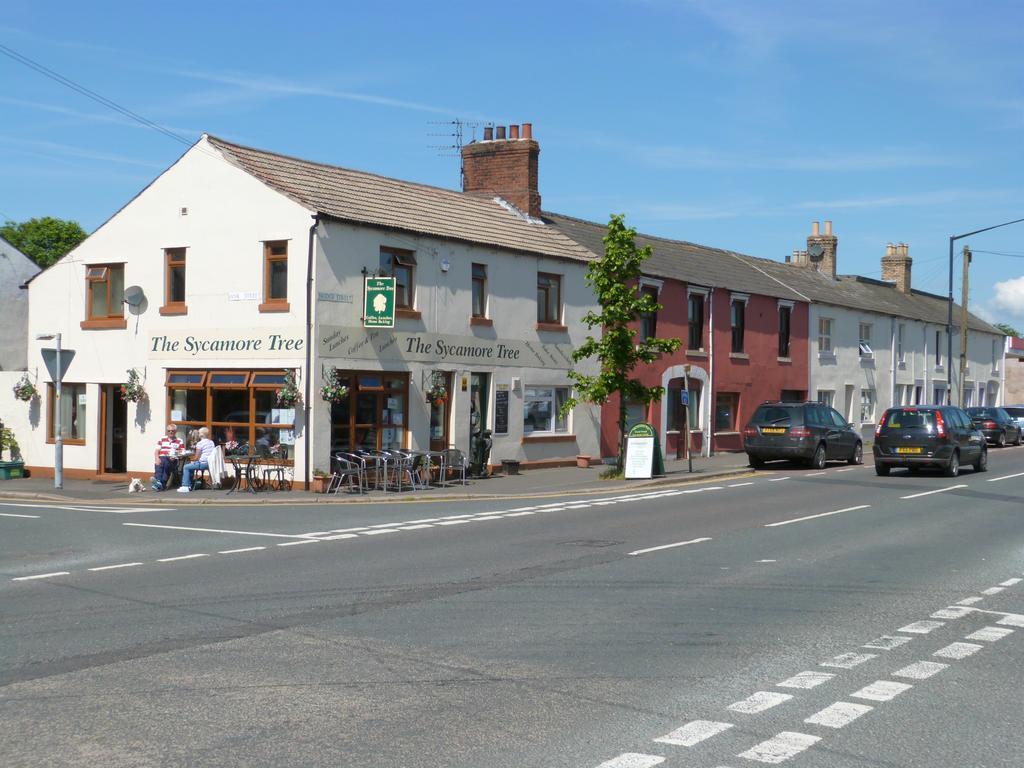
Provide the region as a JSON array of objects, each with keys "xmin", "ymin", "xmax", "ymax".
[{"xmin": 958, "ymin": 246, "xmax": 971, "ymax": 407}]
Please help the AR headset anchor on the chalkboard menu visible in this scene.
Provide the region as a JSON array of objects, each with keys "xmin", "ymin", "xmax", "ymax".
[{"xmin": 494, "ymin": 386, "xmax": 510, "ymax": 435}]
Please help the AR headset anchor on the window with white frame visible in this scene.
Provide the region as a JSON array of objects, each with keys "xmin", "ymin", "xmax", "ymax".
[
  {"xmin": 818, "ymin": 317, "xmax": 834, "ymax": 353},
  {"xmin": 897, "ymin": 324, "xmax": 905, "ymax": 364},
  {"xmin": 894, "ymin": 384, "xmax": 906, "ymax": 406},
  {"xmin": 523, "ymin": 386, "xmax": 569, "ymax": 434},
  {"xmin": 935, "ymin": 330, "xmax": 943, "ymax": 368},
  {"xmin": 934, "ymin": 384, "xmax": 947, "ymax": 404},
  {"xmin": 859, "ymin": 388, "xmax": 876, "ymax": 423},
  {"xmin": 992, "ymin": 339, "xmax": 999, "ymax": 372},
  {"xmin": 817, "ymin": 390, "xmax": 835, "ymax": 408},
  {"xmin": 859, "ymin": 323, "xmax": 873, "ymax": 357},
  {"xmin": 964, "ymin": 387, "xmax": 974, "ymax": 407}
]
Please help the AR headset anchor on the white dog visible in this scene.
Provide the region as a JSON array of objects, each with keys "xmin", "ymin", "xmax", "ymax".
[{"xmin": 128, "ymin": 478, "xmax": 147, "ymax": 493}]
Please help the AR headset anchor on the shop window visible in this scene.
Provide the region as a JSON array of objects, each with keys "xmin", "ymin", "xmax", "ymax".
[
  {"xmin": 639, "ymin": 286, "xmax": 658, "ymax": 341},
  {"xmin": 47, "ymin": 383, "xmax": 87, "ymax": 444},
  {"xmin": 161, "ymin": 248, "xmax": 187, "ymax": 315},
  {"xmin": 380, "ymin": 247, "xmax": 416, "ymax": 310},
  {"xmin": 715, "ymin": 392, "xmax": 739, "ymax": 432},
  {"xmin": 688, "ymin": 292, "xmax": 705, "ymax": 350},
  {"xmin": 523, "ymin": 385, "xmax": 569, "ymax": 434},
  {"xmin": 260, "ymin": 241, "xmax": 289, "ymax": 312},
  {"xmin": 471, "ymin": 263, "xmax": 487, "ymax": 319},
  {"xmin": 330, "ymin": 371, "xmax": 408, "ymax": 454},
  {"xmin": 82, "ymin": 264, "xmax": 126, "ymax": 329},
  {"xmin": 537, "ymin": 273, "xmax": 562, "ymax": 326}
]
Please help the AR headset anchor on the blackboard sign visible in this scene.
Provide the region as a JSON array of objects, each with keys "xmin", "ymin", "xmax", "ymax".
[{"xmin": 494, "ymin": 386, "xmax": 509, "ymax": 435}]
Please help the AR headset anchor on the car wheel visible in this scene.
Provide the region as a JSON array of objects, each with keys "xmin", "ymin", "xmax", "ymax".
[
  {"xmin": 1014, "ymin": 430, "xmax": 1022, "ymax": 447},
  {"xmin": 748, "ymin": 454, "xmax": 764, "ymax": 469},
  {"xmin": 848, "ymin": 442, "xmax": 863, "ymax": 465},
  {"xmin": 997, "ymin": 431, "xmax": 1006, "ymax": 448},
  {"xmin": 974, "ymin": 447, "xmax": 988, "ymax": 473},
  {"xmin": 943, "ymin": 450, "xmax": 960, "ymax": 477},
  {"xmin": 810, "ymin": 443, "xmax": 826, "ymax": 470},
  {"xmin": 875, "ymin": 463, "xmax": 890, "ymax": 476}
]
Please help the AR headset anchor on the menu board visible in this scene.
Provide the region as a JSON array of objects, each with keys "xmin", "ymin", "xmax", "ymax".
[{"xmin": 494, "ymin": 386, "xmax": 509, "ymax": 435}]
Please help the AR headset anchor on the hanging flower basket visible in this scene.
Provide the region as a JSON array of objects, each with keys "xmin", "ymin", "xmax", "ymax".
[
  {"xmin": 120, "ymin": 368, "xmax": 147, "ymax": 403},
  {"xmin": 276, "ymin": 369, "xmax": 303, "ymax": 408},
  {"xmin": 12, "ymin": 373, "xmax": 37, "ymax": 402},
  {"xmin": 426, "ymin": 383, "xmax": 448, "ymax": 406},
  {"xmin": 319, "ymin": 367, "xmax": 349, "ymax": 404}
]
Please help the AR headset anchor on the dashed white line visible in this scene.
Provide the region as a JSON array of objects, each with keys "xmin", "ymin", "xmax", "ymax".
[
  {"xmin": 806, "ymin": 472, "xmax": 828, "ymax": 477},
  {"xmin": 12, "ymin": 571, "xmax": 70, "ymax": 581},
  {"xmin": 805, "ymin": 702, "xmax": 873, "ymax": 728},
  {"xmin": 777, "ymin": 671, "xmax": 835, "ymax": 689},
  {"xmin": 996, "ymin": 614, "xmax": 1024, "ymax": 628},
  {"xmin": 981, "ymin": 587, "xmax": 1005, "ymax": 595},
  {"xmin": 728, "ymin": 691, "xmax": 793, "ymax": 714},
  {"xmin": 986, "ymin": 471, "xmax": 1024, "ymax": 482},
  {"xmin": 966, "ymin": 627, "xmax": 1014, "ymax": 642},
  {"xmin": 362, "ymin": 528, "xmax": 400, "ymax": 534},
  {"xmin": 398, "ymin": 524, "xmax": 434, "ymax": 530},
  {"xmin": 931, "ymin": 606, "xmax": 973, "ymax": 619},
  {"xmin": 278, "ymin": 539, "xmax": 320, "ymax": 546},
  {"xmin": 218, "ymin": 547, "xmax": 265, "ymax": 554},
  {"xmin": 957, "ymin": 596, "xmax": 984, "ymax": 605},
  {"xmin": 767, "ymin": 476, "xmax": 790, "ymax": 482},
  {"xmin": 820, "ymin": 652, "xmax": 877, "ymax": 669},
  {"xmin": 473, "ymin": 515, "xmax": 503, "ymax": 521},
  {"xmin": 503, "ymin": 511, "xmax": 535, "ymax": 517},
  {"xmin": 900, "ymin": 484, "xmax": 967, "ymax": 500},
  {"xmin": 320, "ymin": 533, "xmax": 359, "ymax": 540},
  {"xmin": 893, "ymin": 661, "xmax": 948, "ymax": 680},
  {"xmin": 999, "ymin": 578, "xmax": 1022, "ymax": 587},
  {"xmin": 654, "ymin": 719, "xmax": 732, "ymax": 746},
  {"xmin": 863, "ymin": 635, "xmax": 913, "ymax": 650},
  {"xmin": 87, "ymin": 562, "xmax": 143, "ymax": 571},
  {"xmin": 157, "ymin": 553, "xmax": 208, "ymax": 562},
  {"xmin": 898, "ymin": 620, "xmax": 944, "ymax": 634},
  {"xmin": 851, "ymin": 680, "xmax": 912, "ymax": 702},
  {"xmin": 627, "ymin": 537, "xmax": 712, "ymax": 557},
  {"xmin": 596, "ymin": 754, "xmax": 665, "ymax": 768},
  {"xmin": 933, "ymin": 642, "xmax": 983, "ymax": 659},
  {"xmin": 737, "ymin": 731, "xmax": 820, "ymax": 763},
  {"xmin": 124, "ymin": 523, "xmax": 306, "ymax": 539},
  {"xmin": 438, "ymin": 520, "xmax": 471, "ymax": 526},
  {"xmin": 765, "ymin": 505, "xmax": 869, "ymax": 527},
  {"xmin": 0, "ymin": 512, "xmax": 40, "ymax": 518},
  {"xmin": 728, "ymin": 482, "xmax": 755, "ymax": 488},
  {"xmin": 835, "ymin": 467, "xmax": 859, "ymax": 472}
]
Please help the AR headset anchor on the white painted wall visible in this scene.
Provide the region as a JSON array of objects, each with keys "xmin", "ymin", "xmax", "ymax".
[{"xmin": 0, "ymin": 237, "xmax": 40, "ymax": 371}]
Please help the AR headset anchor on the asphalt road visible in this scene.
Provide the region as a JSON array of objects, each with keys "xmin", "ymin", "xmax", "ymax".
[{"xmin": 2, "ymin": 447, "xmax": 1023, "ymax": 767}]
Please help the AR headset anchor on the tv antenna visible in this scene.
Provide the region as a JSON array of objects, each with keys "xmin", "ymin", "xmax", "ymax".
[{"xmin": 428, "ymin": 119, "xmax": 486, "ymax": 187}]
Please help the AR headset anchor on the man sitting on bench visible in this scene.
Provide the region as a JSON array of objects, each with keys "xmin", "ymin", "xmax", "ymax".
[{"xmin": 152, "ymin": 423, "xmax": 185, "ymax": 491}]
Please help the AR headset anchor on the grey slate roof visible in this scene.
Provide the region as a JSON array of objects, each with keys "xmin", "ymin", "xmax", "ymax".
[
  {"xmin": 545, "ymin": 212, "xmax": 1001, "ymax": 335},
  {"xmin": 206, "ymin": 135, "xmax": 594, "ymax": 264}
]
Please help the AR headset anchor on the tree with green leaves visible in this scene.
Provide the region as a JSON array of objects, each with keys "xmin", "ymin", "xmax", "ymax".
[
  {"xmin": 994, "ymin": 322, "xmax": 1021, "ymax": 338},
  {"xmin": 0, "ymin": 216, "xmax": 88, "ymax": 268},
  {"xmin": 561, "ymin": 214, "xmax": 682, "ymax": 472}
]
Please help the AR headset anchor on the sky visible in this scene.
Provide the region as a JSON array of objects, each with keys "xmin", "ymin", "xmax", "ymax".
[{"xmin": 2, "ymin": 1, "xmax": 1023, "ymax": 329}]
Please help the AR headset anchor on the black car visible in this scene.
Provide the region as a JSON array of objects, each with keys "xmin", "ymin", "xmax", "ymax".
[
  {"xmin": 964, "ymin": 406, "xmax": 1023, "ymax": 447},
  {"xmin": 743, "ymin": 401, "xmax": 862, "ymax": 469},
  {"xmin": 1004, "ymin": 405, "xmax": 1024, "ymax": 433},
  {"xmin": 873, "ymin": 405, "xmax": 987, "ymax": 477}
]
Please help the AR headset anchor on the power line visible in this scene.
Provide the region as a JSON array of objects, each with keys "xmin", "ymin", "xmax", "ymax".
[{"xmin": 971, "ymin": 249, "xmax": 1024, "ymax": 259}]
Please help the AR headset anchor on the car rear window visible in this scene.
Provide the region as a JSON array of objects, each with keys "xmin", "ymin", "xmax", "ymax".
[
  {"xmin": 1004, "ymin": 407, "xmax": 1024, "ymax": 418},
  {"xmin": 751, "ymin": 405, "xmax": 796, "ymax": 424},
  {"xmin": 966, "ymin": 408, "xmax": 996, "ymax": 419},
  {"xmin": 883, "ymin": 409, "xmax": 936, "ymax": 429}
]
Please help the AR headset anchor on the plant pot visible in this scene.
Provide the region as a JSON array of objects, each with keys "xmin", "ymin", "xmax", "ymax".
[
  {"xmin": 501, "ymin": 459, "xmax": 520, "ymax": 476},
  {"xmin": 310, "ymin": 476, "xmax": 330, "ymax": 493},
  {"xmin": 0, "ymin": 461, "xmax": 25, "ymax": 480},
  {"xmin": 576, "ymin": 455, "xmax": 592, "ymax": 469}
]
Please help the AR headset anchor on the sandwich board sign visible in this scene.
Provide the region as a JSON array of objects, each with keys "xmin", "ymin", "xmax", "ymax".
[
  {"xmin": 624, "ymin": 422, "xmax": 665, "ymax": 479},
  {"xmin": 363, "ymin": 277, "xmax": 396, "ymax": 328}
]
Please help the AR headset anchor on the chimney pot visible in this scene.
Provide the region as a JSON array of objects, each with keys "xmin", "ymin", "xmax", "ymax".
[
  {"xmin": 495, "ymin": 126, "xmax": 506, "ymax": 140},
  {"xmin": 483, "ymin": 126, "xmax": 493, "ymax": 141},
  {"xmin": 785, "ymin": 253, "xmax": 791, "ymax": 264},
  {"xmin": 522, "ymin": 122, "xmax": 532, "ymax": 139},
  {"xmin": 824, "ymin": 220, "xmax": 832, "ymax": 235},
  {"xmin": 509, "ymin": 124, "xmax": 519, "ymax": 139},
  {"xmin": 812, "ymin": 221, "xmax": 820, "ymax": 236}
]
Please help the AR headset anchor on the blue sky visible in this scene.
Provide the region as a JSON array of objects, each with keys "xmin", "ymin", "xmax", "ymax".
[{"xmin": 2, "ymin": 1, "xmax": 1023, "ymax": 327}]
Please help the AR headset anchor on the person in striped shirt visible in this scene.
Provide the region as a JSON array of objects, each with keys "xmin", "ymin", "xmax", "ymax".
[{"xmin": 152, "ymin": 423, "xmax": 185, "ymax": 491}]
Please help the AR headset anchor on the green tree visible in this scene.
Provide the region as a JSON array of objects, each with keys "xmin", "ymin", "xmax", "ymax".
[
  {"xmin": 994, "ymin": 322, "xmax": 1021, "ymax": 338},
  {"xmin": 0, "ymin": 216, "xmax": 88, "ymax": 268},
  {"xmin": 562, "ymin": 214, "xmax": 682, "ymax": 471}
]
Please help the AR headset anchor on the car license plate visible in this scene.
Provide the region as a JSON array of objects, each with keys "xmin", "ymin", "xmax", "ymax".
[
  {"xmin": 762, "ymin": 427, "xmax": 786, "ymax": 434},
  {"xmin": 896, "ymin": 447, "xmax": 922, "ymax": 454}
]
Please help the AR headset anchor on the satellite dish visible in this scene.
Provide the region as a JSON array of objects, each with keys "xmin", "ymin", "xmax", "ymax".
[
  {"xmin": 123, "ymin": 285, "xmax": 146, "ymax": 307},
  {"xmin": 807, "ymin": 243, "xmax": 825, "ymax": 262}
]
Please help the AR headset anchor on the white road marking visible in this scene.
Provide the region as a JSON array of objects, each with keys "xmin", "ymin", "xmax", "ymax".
[
  {"xmin": 1, "ymin": 502, "xmax": 169, "ymax": 514},
  {"xmin": 966, "ymin": 627, "xmax": 1014, "ymax": 642},
  {"xmin": 933, "ymin": 642, "xmax": 983, "ymax": 659},
  {"xmin": 438, "ymin": 520, "xmax": 471, "ymax": 526},
  {"xmin": 278, "ymin": 539, "xmax": 320, "ymax": 546},
  {"xmin": 728, "ymin": 482, "xmax": 755, "ymax": 488},
  {"xmin": 594, "ymin": 501, "xmax": 618, "ymax": 506},
  {"xmin": 218, "ymin": 547, "xmax": 265, "ymax": 554},
  {"xmin": 806, "ymin": 472, "xmax": 827, "ymax": 477},
  {"xmin": 330, "ymin": 527, "xmax": 371, "ymax": 533},
  {"xmin": 596, "ymin": 754, "xmax": 665, "ymax": 768},
  {"xmin": 986, "ymin": 471, "xmax": 1024, "ymax": 482},
  {"xmin": 851, "ymin": 680, "xmax": 912, "ymax": 702},
  {"xmin": 931, "ymin": 606, "xmax": 973, "ymax": 619},
  {"xmin": 863, "ymin": 635, "xmax": 912, "ymax": 650},
  {"xmin": 765, "ymin": 505, "xmax": 869, "ymax": 527},
  {"xmin": 12, "ymin": 571, "xmax": 70, "ymax": 581},
  {"xmin": 777, "ymin": 671, "xmax": 835, "ymax": 689},
  {"xmin": 564, "ymin": 504, "xmax": 592, "ymax": 509},
  {"xmin": 503, "ymin": 511, "xmax": 535, "ymax": 517},
  {"xmin": 835, "ymin": 467, "xmax": 859, "ymax": 472},
  {"xmin": 362, "ymin": 528, "xmax": 400, "ymax": 534},
  {"xmin": 0, "ymin": 512, "xmax": 40, "ymax": 518},
  {"xmin": 821, "ymin": 652, "xmax": 877, "ymax": 669},
  {"xmin": 737, "ymin": 731, "xmax": 820, "ymax": 763},
  {"xmin": 900, "ymin": 484, "xmax": 967, "ymax": 500},
  {"xmin": 999, "ymin": 578, "xmax": 1022, "ymax": 587},
  {"xmin": 757, "ymin": 559, "xmax": 777, "ymax": 563},
  {"xmin": 981, "ymin": 587, "xmax": 1005, "ymax": 595},
  {"xmin": 893, "ymin": 661, "xmax": 948, "ymax": 679},
  {"xmin": 124, "ymin": 523, "xmax": 306, "ymax": 539},
  {"xmin": 897, "ymin": 620, "xmax": 944, "ymax": 634},
  {"xmin": 627, "ymin": 537, "xmax": 712, "ymax": 557},
  {"xmin": 504, "ymin": 507, "xmax": 535, "ymax": 513},
  {"xmin": 957, "ymin": 596, "xmax": 984, "ymax": 605},
  {"xmin": 805, "ymin": 702, "xmax": 873, "ymax": 728},
  {"xmin": 400, "ymin": 519, "xmax": 438, "ymax": 525},
  {"xmin": 728, "ymin": 691, "xmax": 793, "ymax": 713},
  {"xmin": 441, "ymin": 514, "xmax": 476, "ymax": 519},
  {"xmin": 767, "ymin": 477, "xmax": 790, "ymax": 482},
  {"xmin": 157, "ymin": 553, "xmax": 207, "ymax": 562},
  {"xmin": 473, "ymin": 515, "xmax": 503, "ymax": 520},
  {"xmin": 654, "ymin": 719, "xmax": 732, "ymax": 746},
  {"xmin": 320, "ymin": 533, "xmax": 359, "ymax": 540},
  {"xmin": 370, "ymin": 522, "xmax": 405, "ymax": 528},
  {"xmin": 88, "ymin": 562, "xmax": 143, "ymax": 571},
  {"xmin": 996, "ymin": 614, "xmax": 1024, "ymax": 628},
  {"xmin": 398, "ymin": 524, "xmax": 434, "ymax": 530}
]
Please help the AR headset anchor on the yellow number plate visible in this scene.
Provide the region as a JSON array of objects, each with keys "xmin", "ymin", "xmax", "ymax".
[
  {"xmin": 762, "ymin": 427, "xmax": 786, "ymax": 434},
  {"xmin": 896, "ymin": 447, "xmax": 923, "ymax": 454}
]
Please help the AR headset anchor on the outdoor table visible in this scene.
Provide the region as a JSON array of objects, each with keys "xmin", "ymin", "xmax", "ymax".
[{"xmin": 226, "ymin": 454, "xmax": 262, "ymax": 494}]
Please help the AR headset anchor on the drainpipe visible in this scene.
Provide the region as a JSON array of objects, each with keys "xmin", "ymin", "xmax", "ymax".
[
  {"xmin": 303, "ymin": 213, "xmax": 320, "ymax": 491},
  {"xmin": 707, "ymin": 287, "xmax": 714, "ymax": 457},
  {"xmin": 890, "ymin": 317, "xmax": 896, "ymax": 409}
]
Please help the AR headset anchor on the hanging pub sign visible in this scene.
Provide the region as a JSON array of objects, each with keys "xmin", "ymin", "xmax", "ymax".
[
  {"xmin": 363, "ymin": 277, "xmax": 396, "ymax": 328},
  {"xmin": 624, "ymin": 422, "xmax": 665, "ymax": 479}
]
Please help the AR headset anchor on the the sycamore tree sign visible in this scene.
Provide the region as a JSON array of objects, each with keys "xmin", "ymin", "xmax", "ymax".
[{"xmin": 364, "ymin": 277, "xmax": 396, "ymax": 328}]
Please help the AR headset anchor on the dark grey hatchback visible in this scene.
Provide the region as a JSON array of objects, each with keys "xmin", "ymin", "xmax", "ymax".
[
  {"xmin": 743, "ymin": 401, "xmax": 862, "ymax": 469},
  {"xmin": 873, "ymin": 405, "xmax": 987, "ymax": 477}
]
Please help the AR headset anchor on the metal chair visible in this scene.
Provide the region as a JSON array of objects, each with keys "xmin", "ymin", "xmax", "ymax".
[
  {"xmin": 442, "ymin": 448, "xmax": 468, "ymax": 486},
  {"xmin": 262, "ymin": 446, "xmax": 291, "ymax": 490},
  {"xmin": 329, "ymin": 454, "xmax": 364, "ymax": 494}
]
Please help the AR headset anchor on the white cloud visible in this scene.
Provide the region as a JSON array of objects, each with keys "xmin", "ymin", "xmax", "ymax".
[{"xmin": 990, "ymin": 276, "xmax": 1024, "ymax": 320}]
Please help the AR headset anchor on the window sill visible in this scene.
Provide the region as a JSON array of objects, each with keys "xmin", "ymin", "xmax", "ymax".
[
  {"xmin": 396, "ymin": 308, "xmax": 422, "ymax": 320},
  {"xmin": 729, "ymin": 352, "xmax": 749, "ymax": 360},
  {"xmin": 536, "ymin": 322, "xmax": 568, "ymax": 333},
  {"xmin": 522, "ymin": 433, "xmax": 577, "ymax": 444},
  {"xmin": 714, "ymin": 430, "xmax": 740, "ymax": 436},
  {"xmin": 934, "ymin": 365, "xmax": 945, "ymax": 373},
  {"xmin": 818, "ymin": 351, "xmax": 836, "ymax": 361},
  {"xmin": 777, "ymin": 356, "xmax": 792, "ymax": 364},
  {"xmin": 860, "ymin": 356, "xmax": 875, "ymax": 366},
  {"xmin": 159, "ymin": 304, "xmax": 188, "ymax": 316},
  {"xmin": 258, "ymin": 301, "xmax": 290, "ymax": 313},
  {"xmin": 686, "ymin": 349, "xmax": 708, "ymax": 358},
  {"xmin": 46, "ymin": 437, "xmax": 86, "ymax": 445},
  {"xmin": 470, "ymin": 316, "xmax": 493, "ymax": 327},
  {"xmin": 80, "ymin": 317, "xmax": 127, "ymax": 330}
]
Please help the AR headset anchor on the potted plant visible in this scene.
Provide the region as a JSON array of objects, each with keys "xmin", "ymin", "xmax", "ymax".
[
  {"xmin": 310, "ymin": 469, "xmax": 331, "ymax": 493},
  {"xmin": 426, "ymin": 382, "xmax": 448, "ymax": 406},
  {"xmin": 576, "ymin": 455, "xmax": 592, "ymax": 469},
  {"xmin": 320, "ymin": 367, "xmax": 349, "ymax": 404},
  {"xmin": 12, "ymin": 373, "xmax": 37, "ymax": 402},
  {"xmin": 120, "ymin": 368, "xmax": 147, "ymax": 403},
  {"xmin": 276, "ymin": 369, "xmax": 302, "ymax": 408},
  {"xmin": 0, "ymin": 427, "xmax": 25, "ymax": 479}
]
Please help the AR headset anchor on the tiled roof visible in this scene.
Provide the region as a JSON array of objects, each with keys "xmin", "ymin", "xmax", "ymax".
[
  {"xmin": 206, "ymin": 135, "xmax": 594, "ymax": 264},
  {"xmin": 546, "ymin": 212, "xmax": 1001, "ymax": 335}
]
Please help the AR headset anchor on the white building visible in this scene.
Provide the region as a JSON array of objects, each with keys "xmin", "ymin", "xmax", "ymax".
[
  {"xmin": 17, "ymin": 129, "xmax": 600, "ymax": 484},
  {"xmin": 0, "ymin": 236, "xmax": 40, "ymax": 372}
]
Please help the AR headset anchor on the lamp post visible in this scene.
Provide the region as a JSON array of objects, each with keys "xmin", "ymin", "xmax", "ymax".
[
  {"xmin": 947, "ymin": 217, "xmax": 1024, "ymax": 405},
  {"xmin": 36, "ymin": 332, "xmax": 63, "ymax": 489}
]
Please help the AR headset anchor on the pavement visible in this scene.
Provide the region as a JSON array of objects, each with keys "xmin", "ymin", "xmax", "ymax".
[{"xmin": 0, "ymin": 452, "xmax": 755, "ymax": 504}]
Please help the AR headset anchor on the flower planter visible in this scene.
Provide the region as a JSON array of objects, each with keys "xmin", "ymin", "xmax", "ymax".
[
  {"xmin": 501, "ymin": 459, "xmax": 520, "ymax": 476},
  {"xmin": 310, "ymin": 475, "xmax": 331, "ymax": 493},
  {"xmin": 576, "ymin": 455, "xmax": 592, "ymax": 469},
  {"xmin": 0, "ymin": 461, "xmax": 25, "ymax": 480}
]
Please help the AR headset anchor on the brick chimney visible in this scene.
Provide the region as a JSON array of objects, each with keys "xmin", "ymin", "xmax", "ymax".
[
  {"xmin": 804, "ymin": 219, "xmax": 838, "ymax": 279},
  {"xmin": 461, "ymin": 122, "xmax": 541, "ymax": 218},
  {"xmin": 881, "ymin": 242, "xmax": 913, "ymax": 294}
]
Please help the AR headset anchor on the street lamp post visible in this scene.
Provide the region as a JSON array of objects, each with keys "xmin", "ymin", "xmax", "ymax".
[
  {"xmin": 36, "ymin": 332, "xmax": 63, "ymax": 489},
  {"xmin": 946, "ymin": 217, "xmax": 1024, "ymax": 405}
]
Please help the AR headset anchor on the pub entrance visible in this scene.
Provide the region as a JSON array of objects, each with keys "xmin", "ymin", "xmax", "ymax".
[
  {"xmin": 429, "ymin": 372, "xmax": 452, "ymax": 452},
  {"xmin": 330, "ymin": 371, "xmax": 409, "ymax": 453},
  {"xmin": 99, "ymin": 384, "xmax": 127, "ymax": 474},
  {"xmin": 469, "ymin": 373, "xmax": 489, "ymax": 445}
]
